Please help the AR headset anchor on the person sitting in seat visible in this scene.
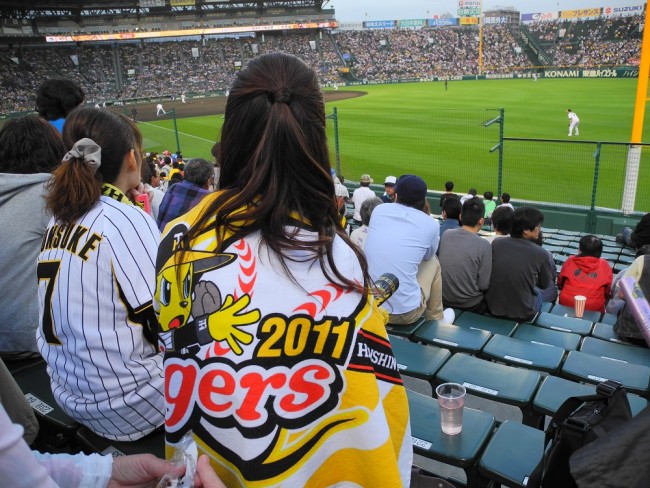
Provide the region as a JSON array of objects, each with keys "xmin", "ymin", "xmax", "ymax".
[
  {"xmin": 486, "ymin": 207, "xmax": 551, "ymax": 322},
  {"xmin": 482, "ymin": 205, "xmax": 513, "ymax": 243},
  {"xmin": 439, "ymin": 197, "xmax": 492, "ymax": 314},
  {"xmin": 365, "ymin": 175, "xmax": 453, "ymax": 325},
  {"xmin": 350, "ymin": 197, "xmax": 383, "ymax": 251},
  {"xmin": 558, "ymin": 235, "xmax": 613, "ymax": 313}
]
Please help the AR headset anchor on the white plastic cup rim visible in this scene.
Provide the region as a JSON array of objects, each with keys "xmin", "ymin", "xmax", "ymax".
[{"xmin": 436, "ymin": 382, "xmax": 466, "ymax": 400}]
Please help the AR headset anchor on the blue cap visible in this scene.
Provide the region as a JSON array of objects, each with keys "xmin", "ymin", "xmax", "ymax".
[{"xmin": 395, "ymin": 175, "xmax": 427, "ymax": 204}]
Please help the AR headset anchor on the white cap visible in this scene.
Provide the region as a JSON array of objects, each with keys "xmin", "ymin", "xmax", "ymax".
[{"xmin": 384, "ymin": 176, "xmax": 397, "ymax": 185}]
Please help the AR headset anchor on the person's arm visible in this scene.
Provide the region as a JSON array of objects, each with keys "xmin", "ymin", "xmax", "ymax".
[{"xmin": 477, "ymin": 243, "xmax": 492, "ymax": 292}]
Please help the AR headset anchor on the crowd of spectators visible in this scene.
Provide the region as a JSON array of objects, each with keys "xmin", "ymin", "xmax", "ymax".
[
  {"xmin": 0, "ymin": 14, "xmax": 643, "ymax": 114},
  {"xmin": 526, "ymin": 14, "xmax": 642, "ymax": 67}
]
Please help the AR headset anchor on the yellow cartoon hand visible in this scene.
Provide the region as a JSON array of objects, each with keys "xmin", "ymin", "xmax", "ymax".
[{"xmin": 208, "ymin": 295, "xmax": 260, "ymax": 355}]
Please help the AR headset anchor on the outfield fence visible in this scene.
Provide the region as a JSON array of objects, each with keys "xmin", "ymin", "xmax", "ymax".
[{"xmin": 328, "ymin": 107, "xmax": 650, "ymax": 217}]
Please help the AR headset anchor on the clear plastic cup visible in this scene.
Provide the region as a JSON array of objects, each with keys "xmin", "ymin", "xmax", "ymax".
[{"xmin": 435, "ymin": 383, "xmax": 466, "ymax": 435}]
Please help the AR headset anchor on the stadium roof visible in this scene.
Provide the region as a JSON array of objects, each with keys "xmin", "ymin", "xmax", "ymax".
[{"xmin": 1, "ymin": 1, "xmax": 326, "ymax": 19}]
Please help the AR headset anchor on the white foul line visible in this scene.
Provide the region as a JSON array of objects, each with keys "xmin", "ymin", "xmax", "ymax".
[{"xmin": 138, "ymin": 120, "xmax": 214, "ymax": 143}]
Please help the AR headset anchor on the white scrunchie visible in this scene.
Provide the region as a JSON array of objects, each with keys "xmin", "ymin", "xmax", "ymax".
[{"xmin": 63, "ymin": 138, "xmax": 102, "ymax": 173}]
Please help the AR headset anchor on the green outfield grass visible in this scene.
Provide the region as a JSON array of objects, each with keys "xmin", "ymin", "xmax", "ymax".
[{"xmin": 139, "ymin": 78, "xmax": 649, "ymax": 212}]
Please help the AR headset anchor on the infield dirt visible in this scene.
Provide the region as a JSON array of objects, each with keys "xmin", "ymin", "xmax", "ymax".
[{"xmin": 121, "ymin": 90, "xmax": 366, "ymax": 122}]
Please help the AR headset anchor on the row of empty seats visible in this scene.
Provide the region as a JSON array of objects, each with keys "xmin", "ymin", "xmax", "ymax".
[{"xmin": 389, "ymin": 301, "xmax": 648, "ymax": 486}]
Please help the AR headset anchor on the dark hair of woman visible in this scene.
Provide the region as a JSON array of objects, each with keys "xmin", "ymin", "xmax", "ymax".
[
  {"xmin": 0, "ymin": 115, "xmax": 66, "ymax": 174},
  {"xmin": 180, "ymin": 52, "xmax": 369, "ymax": 291},
  {"xmin": 45, "ymin": 107, "xmax": 142, "ymax": 224}
]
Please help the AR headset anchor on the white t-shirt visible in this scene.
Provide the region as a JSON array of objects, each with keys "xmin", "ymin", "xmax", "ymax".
[
  {"xmin": 568, "ymin": 112, "xmax": 579, "ymax": 123},
  {"xmin": 351, "ymin": 186, "xmax": 376, "ymax": 221},
  {"xmin": 364, "ymin": 203, "xmax": 440, "ymax": 315}
]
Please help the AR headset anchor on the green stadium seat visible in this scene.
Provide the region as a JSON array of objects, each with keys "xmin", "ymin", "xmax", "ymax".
[
  {"xmin": 544, "ymin": 238, "xmax": 569, "ymax": 247},
  {"xmin": 539, "ymin": 301, "xmax": 554, "ymax": 314},
  {"xmin": 413, "ymin": 320, "xmax": 491, "ymax": 355},
  {"xmin": 12, "ymin": 360, "xmax": 79, "ymax": 434},
  {"xmin": 580, "ymin": 336, "xmax": 650, "ymax": 368},
  {"xmin": 535, "ymin": 312, "xmax": 593, "ymax": 335},
  {"xmin": 614, "ymin": 263, "xmax": 628, "ymax": 274},
  {"xmin": 435, "ymin": 354, "xmax": 542, "ymax": 416},
  {"xmin": 542, "ymin": 245, "xmax": 564, "ymax": 254},
  {"xmin": 549, "ymin": 303, "xmax": 601, "ymax": 323},
  {"xmin": 390, "ymin": 337, "xmax": 451, "ymax": 384},
  {"xmin": 480, "ymin": 334, "xmax": 565, "ymax": 374},
  {"xmin": 591, "ymin": 322, "xmax": 634, "ymax": 344},
  {"xmin": 601, "ymin": 252, "xmax": 619, "ymax": 262},
  {"xmin": 76, "ymin": 425, "xmax": 165, "ymax": 458},
  {"xmin": 560, "ymin": 350, "xmax": 650, "ymax": 396},
  {"xmin": 512, "ymin": 323, "xmax": 581, "ymax": 351},
  {"xmin": 407, "ymin": 390, "xmax": 496, "ymax": 488},
  {"xmin": 563, "ymin": 241, "xmax": 580, "ymax": 249},
  {"xmin": 541, "ymin": 227, "xmax": 559, "ymax": 234},
  {"xmin": 554, "ymin": 254, "xmax": 569, "ymax": 264},
  {"xmin": 617, "ymin": 254, "xmax": 636, "ymax": 265},
  {"xmin": 602, "ymin": 244, "xmax": 621, "ymax": 254},
  {"xmin": 478, "ymin": 420, "xmax": 544, "ymax": 488},
  {"xmin": 385, "ymin": 316, "xmax": 425, "ymax": 339},
  {"xmin": 600, "ymin": 235, "xmax": 617, "ymax": 243},
  {"xmin": 557, "ymin": 229, "xmax": 582, "ymax": 237},
  {"xmin": 600, "ymin": 313, "xmax": 618, "ymax": 325},
  {"xmin": 532, "ymin": 375, "xmax": 648, "ymax": 427},
  {"xmin": 454, "ymin": 312, "xmax": 517, "ymax": 336}
]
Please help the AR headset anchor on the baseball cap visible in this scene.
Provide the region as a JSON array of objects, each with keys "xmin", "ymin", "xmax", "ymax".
[
  {"xmin": 360, "ymin": 174, "xmax": 373, "ymax": 184},
  {"xmin": 334, "ymin": 183, "xmax": 349, "ymax": 198},
  {"xmin": 384, "ymin": 176, "xmax": 397, "ymax": 186},
  {"xmin": 395, "ymin": 175, "xmax": 427, "ymax": 204}
]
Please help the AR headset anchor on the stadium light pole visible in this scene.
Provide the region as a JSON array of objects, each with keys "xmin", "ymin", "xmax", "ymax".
[{"xmin": 622, "ymin": 6, "xmax": 650, "ymax": 215}]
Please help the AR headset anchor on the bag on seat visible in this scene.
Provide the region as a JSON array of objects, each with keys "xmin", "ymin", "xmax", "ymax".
[{"xmin": 527, "ymin": 379, "xmax": 632, "ymax": 488}]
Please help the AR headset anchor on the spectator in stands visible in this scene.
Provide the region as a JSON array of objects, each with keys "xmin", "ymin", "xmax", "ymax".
[
  {"xmin": 36, "ymin": 78, "xmax": 85, "ymax": 133},
  {"xmin": 439, "ymin": 197, "xmax": 492, "ymax": 313},
  {"xmin": 153, "ymin": 52, "xmax": 411, "ymax": 486},
  {"xmin": 335, "ymin": 182, "xmax": 350, "ymax": 232},
  {"xmin": 460, "ymin": 188, "xmax": 477, "ymax": 205},
  {"xmin": 558, "ymin": 235, "xmax": 613, "ymax": 313},
  {"xmin": 143, "ymin": 160, "xmax": 165, "ymax": 221},
  {"xmin": 607, "ymin": 244, "xmax": 650, "ymax": 314},
  {"xmin": 614, "ymin": 251, "xmax": 650, "ymax": 347},
  {"xmin": 351, "ymin": 173, "xmax": 376, "ymax": 222},
  {"xmin": 439, "ymin": 196, "xmax": 462, "ymax": 240},
  {"xmin": 617, "ymin": 213, "xmax": 650, "ymax": 250},
  {"xmin": 483, "ymin": 191, "xmax": 496, "ymax": 223},
  {"xmin": 350, "ymin": 196, "xmax": 382, "ymax": 250},
  {"xmin": 439, "ymin": 180, "xmax": 457, "ymax": 209},
  {"xmin": 499, "ymin": 192, "xmax": 514, "ymax": 210},
  {"xmin": 365, "ymin": 174, "xmax": 453, "ymax": 325},
  {"xmin": 483, "ymin": 205, "xmax": 514, "ymax": 243},
  {"xmin": 0, "ymin": 116, "xmax": 65, "ymax": 358},
  {"xmin": 157, "ymin": 157, "xmax": 214, "ymax": 231},
  {"xmin": 382, "ymin": 175, "xmax": 397, "ymax": 203},
  {"xmin": 39, "ymin": 107, "xmax": 164, "ymax": 441},
  {"xmin": 486, "ymin": 207, "xmax": 551, "ymax": 322}
]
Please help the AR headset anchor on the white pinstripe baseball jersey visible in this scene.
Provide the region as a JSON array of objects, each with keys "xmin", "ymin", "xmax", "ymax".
[{"xmin": 37, "ymin": 194, "xmax": 165, "ymax": 441}]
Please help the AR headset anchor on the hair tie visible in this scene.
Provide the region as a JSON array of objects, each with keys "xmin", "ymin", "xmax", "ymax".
[
  {"xmin": 270, "ymin": 88, "xmax": 292, "ymax": 105},
  {"xmin": 63, "ymin": 138, "xmax": 102, "ymax": 173}
]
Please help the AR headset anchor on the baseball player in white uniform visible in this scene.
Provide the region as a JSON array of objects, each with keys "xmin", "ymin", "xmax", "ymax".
[
  {"xmin": 37, "ymin": 108, "xmax": 164, "ymax": 441},
  {"xmin": 568, "ymin": 109, "xmax": 580, "ymax": 136},
  {"xmin": 156, "ymin": 103, "xmax": 166, "ymax": 116}
]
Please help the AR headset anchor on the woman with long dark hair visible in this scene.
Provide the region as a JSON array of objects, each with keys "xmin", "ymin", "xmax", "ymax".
[
  {"xmin": 39, "ymin": 108, "xmax": 164, "ymax": 441},
  {"xmin": 155, "ymin": 53, "xmax": 411, "ymax": 486}
]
